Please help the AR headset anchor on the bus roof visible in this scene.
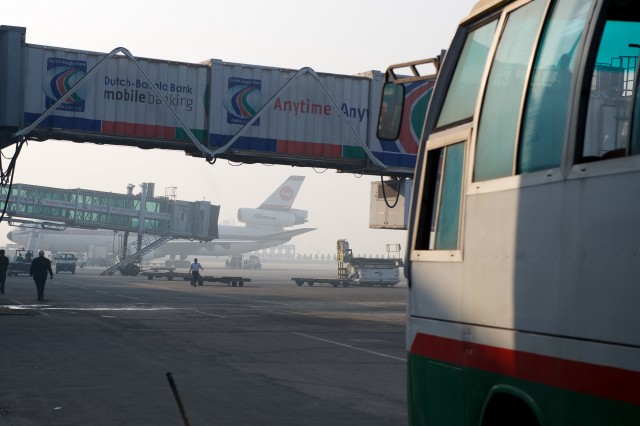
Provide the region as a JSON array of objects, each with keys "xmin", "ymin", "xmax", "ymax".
[{"xmin": 462, "ymin": 0, "xmax": 510, "ymax": 25}]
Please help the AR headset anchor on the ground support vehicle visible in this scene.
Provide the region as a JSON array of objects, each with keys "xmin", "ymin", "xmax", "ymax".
[
  {"xmin": 243, "ymin": 255, "xmax": 262, "ymax": 269},
  {"xmin": 141, "ymin": 271, "xmax": 250, "ymax": 287},
  {"xmin": 345, "ymin": 257, "xmax": 402, "ymax": 287},
  {"xmin": 7, "ymin": 250, "xmax": 33, "ymax": 276},
  {"xmin": 164, "ymin": 259, "xmax": 190, "ymax": 269},
  {"xmin": 225, "ymin": 255, "xmax": 243, "ymax": 269},
  {"xmin": 54, "ymin": 252, "xmax": 77, "ymax": 274},
  {"xmin": 292, "ymin": 239, "xmax": 402, "ymax": 288}
]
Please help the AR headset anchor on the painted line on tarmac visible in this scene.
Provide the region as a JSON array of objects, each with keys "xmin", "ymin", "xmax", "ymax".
[
  {"xmin": 206, "ymin": 294, "xmax": 291, "ymax": 307},
  {"xmin": 0, "ymin": 304, "xmax": 176, "ymax": 312},
  {"xmin": 0, "ymin": 302, "xmax": 51, "ymax": 316},
  {"xmin": 180, "ymin": 308, "xmax": 225, "ymax": 319},
  {"xmin": 292, "ymin": 332, "xmax": 406, "ymax": 362},
  {"xmin": 116, "ymin": 295, "xmax": 144, "ymax": 301}
]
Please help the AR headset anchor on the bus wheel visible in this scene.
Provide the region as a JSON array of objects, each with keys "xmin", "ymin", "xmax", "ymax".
[{"xmin": 482, "ymin": 394, "xmax": 540, "ymax": 426}]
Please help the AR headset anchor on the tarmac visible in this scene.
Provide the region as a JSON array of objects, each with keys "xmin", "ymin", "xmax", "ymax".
[{"xmin": 0, "ymin": 262, "xmax": 408, "ymax": 425}]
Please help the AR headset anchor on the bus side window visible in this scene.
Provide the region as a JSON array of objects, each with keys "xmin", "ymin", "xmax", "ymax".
[
  {"xmin": 474, "ymin": 0, "xmax": 548, "ymax": 182},
  {"xmin": 518, "ymin": 0, "xmax": 593, "ymax": 173},
  {"xmin": 581, "ymin": 5, "xmax": 640, "ymax": 161},
  {"xmin": 416, "ymin": 142, "xmax": 464, "ymax": 251},
  {"xmin": 436, "ymin": 20, "xmax": 498, "ymax": 129}
]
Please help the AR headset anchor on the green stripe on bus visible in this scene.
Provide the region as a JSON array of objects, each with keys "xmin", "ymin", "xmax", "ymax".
[{"xmin": 408, "ymin": 354, "xmax": 640, "ymax": 426}]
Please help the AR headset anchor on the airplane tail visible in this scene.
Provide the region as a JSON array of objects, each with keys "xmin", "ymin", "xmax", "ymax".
[{"xmin": 258, "ymin": 176, "xmax": 305, "ymax": 211}]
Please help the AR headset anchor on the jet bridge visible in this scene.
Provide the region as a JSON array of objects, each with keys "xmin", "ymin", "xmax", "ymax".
[
  {"xmin": 2, "ymin": 182, "xmax": 219, "ymax": 274},
  {"xmin": 0, "ymin": 25, "xmax": 430, "ymax": 178}
]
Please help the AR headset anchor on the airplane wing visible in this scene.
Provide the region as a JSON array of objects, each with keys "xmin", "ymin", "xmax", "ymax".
[
  {"xmin": 252, "ymin": 228, "xmax": 316, "ymax": 241},
  {"xmin": 212, "ymin": 228, "xmax": 316, "ymax": 242}
]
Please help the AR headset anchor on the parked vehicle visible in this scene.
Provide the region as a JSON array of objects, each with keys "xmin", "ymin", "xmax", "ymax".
[
  {"xmin": 225, "ymin": 255, "xmax": 243, "ymax": 269},
  {"xmin": 54, "ymin": 252, "xmax": 77, "ymax": 274},
  {"xmin": 243, "ymin": 255, "xmax": 262, "ymax": 270}
]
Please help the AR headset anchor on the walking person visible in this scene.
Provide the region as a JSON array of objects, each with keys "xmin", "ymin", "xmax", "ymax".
[
  {"xmin": 0, "ymin": 249, "xmax": 9, "ymax": 295},
  {"xmin": 188, "ymin": 258, "xmax": 204, "ymax": 287},
  {"xmin": 30, "ymin": 250, "xmax": 53, "ymax": 301}
]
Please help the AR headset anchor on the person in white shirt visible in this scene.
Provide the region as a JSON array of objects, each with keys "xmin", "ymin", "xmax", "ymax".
[{"xmin": 188, "ymin": 258, "xmax": 204, "ymax": 287}]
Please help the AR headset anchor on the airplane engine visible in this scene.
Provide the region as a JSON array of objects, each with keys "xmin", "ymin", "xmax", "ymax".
[{"xmin": 237, "ymin": 208, "xmax": 306, "ymax": 227}]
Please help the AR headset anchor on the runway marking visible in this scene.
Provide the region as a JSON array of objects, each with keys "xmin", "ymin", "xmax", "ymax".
[
  {"xmin": 292, "ymin": 332, "xmax": 406, "ymax": 362},
  {"xmin": 2, "ymin": 304, "xmax": 224, "ymax": 318},
  {"xmin": 210, "ymin": 294, "xmax": 291, "ymax": 306},
  {"xmin": 1, "ymin": 305, "xmax": 177, "ymax": 312},
  {"xmin": 180, "ymin": 308, "xmax": 225, "ymax": 319},
  {"xmin": 116, "ymin": 295, "xmax": 144, "ymax": 301},
  {"xmin": 0, "ymin": 303, "xmax": 51, "ymax": 316}
]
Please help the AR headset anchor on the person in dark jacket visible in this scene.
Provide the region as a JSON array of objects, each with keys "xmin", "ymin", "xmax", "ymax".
[
  {"xmin": 30, "ymin": 250, "xmax": 53, "ymax": 301},
  {"xmin": 0, "ymin": 249, "xmax": 9, "ymax": 294}
]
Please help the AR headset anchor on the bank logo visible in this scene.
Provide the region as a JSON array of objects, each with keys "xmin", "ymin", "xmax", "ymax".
[
  {"xmin": 224, "ymin": 77, "xmax": 261, "ymax": 125},
  {"xmin": 43, "ymin": 58, "xmax": 87, "ymax": 112}
]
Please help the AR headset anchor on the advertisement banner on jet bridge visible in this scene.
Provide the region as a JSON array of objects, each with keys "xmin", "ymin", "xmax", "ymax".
[
  {"xmin": 22, "ymin": 45, "xmax": 209, "ymax": 149},
  {"xmin": 367, "ymin": 72, "xmax": 435, "ymax": 175},
  {"xmin": 208, "ymin": 60, "xmax": 375, "ymax": 169}
]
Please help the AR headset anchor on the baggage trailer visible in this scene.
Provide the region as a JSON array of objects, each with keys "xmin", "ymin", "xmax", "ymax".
[
  {"xmin": 200, "ymin": 275, "xmax": 251, "ymax": 287},
  {"xmin": 141, "ymin": 271, "xmax": 250, "ymax": 287},
  {"xmin": 291, "ymin": 277, "xmax": 353, "ymax": 287}
]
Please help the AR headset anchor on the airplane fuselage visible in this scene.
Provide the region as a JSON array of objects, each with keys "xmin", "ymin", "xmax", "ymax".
[
  {"xmin": 7, "ymin": 224, "xmax": 308, "ymax": 259},
  {"xmin": 5, "ymin": 175, "xmax": 314, "ymax": 260}
]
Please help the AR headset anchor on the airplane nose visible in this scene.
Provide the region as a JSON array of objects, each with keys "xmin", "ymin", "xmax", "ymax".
[{"xmin": 6, "ymin": 231, "xmax": 12, "ymax": 241}]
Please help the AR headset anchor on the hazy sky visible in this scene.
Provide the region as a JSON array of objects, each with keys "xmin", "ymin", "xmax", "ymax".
[{"xmin": 2, "ymin": 0, "xmax": 478, "ymax": 257}]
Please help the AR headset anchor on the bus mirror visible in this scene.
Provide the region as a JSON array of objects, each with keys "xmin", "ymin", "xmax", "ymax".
[{"xmin": 377, "ymin": 82, "xmax": 405, "ymax": 141}]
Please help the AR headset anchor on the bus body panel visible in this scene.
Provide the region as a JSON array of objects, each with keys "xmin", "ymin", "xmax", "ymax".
[{"xmin": 404, "ymin": 0, "xmax": 640, "ymax": 424}]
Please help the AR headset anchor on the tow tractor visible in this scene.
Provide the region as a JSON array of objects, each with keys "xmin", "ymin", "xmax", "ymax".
[
  {"xmin": 7, "ymin": 249, "xmax": 34, "ymax": 276},
  {"xmin": 292, "ymin": 240, "xmax": 403, "ymax": 287}
]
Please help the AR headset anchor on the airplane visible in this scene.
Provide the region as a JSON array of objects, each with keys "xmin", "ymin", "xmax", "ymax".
[{"xmin": 6, "ymin": 176, "xmax": 315, "ymax": 266}]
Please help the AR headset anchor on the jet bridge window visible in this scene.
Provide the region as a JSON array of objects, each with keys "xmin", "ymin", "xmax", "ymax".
[{"xmin": 580, "ymin": 4, "xmax": 640, "ymax": 161}]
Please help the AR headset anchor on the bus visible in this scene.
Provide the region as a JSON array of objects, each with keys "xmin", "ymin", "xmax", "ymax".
[{"xmin": 378, "ymin": 0, "xmax": 640, "ymax": 424}]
